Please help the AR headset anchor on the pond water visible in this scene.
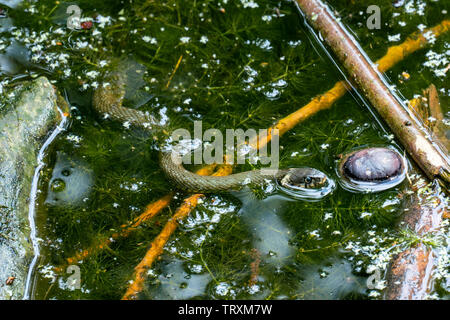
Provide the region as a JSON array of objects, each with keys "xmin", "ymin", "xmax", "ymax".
[{"xmin": 0, "ymin": 0, "xmax": 448, "ymax": 299}]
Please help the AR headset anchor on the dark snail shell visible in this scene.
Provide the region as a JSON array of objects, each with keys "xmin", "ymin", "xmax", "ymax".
[{"xmin": 337, "ymin": 147, "xmax": 406, "ymax": 192}]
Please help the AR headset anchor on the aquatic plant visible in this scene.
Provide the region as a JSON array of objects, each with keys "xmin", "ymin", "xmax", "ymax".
[{"xmin": 0, "ymin": 0, "xmax": 448, "ymax": 300}]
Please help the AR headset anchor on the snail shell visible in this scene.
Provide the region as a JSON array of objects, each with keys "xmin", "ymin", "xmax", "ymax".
[{"xmin": 338, "ymin": 147, "xmax": 406, "ymax": 192}]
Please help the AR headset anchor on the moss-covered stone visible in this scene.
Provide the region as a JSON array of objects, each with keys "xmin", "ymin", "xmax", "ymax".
[{"xmin": 0, "ymin": 77, "xmax": 65, "ymax": 299}]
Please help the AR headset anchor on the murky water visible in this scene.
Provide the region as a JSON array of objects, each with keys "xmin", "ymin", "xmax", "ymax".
[{"xmin": 0, "ymin": 0, "xmax": 448, "ymax": 299}]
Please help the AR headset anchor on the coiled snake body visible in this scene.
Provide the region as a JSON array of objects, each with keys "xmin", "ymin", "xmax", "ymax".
[{"xmin": 92, "ymin": 72, "xmax": 327, "ymax": 193}]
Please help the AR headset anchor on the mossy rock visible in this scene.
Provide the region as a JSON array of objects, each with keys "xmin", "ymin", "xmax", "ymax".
[{"xmin": 0, "ymin": 77, "xmax": 68, "ymax": 299}]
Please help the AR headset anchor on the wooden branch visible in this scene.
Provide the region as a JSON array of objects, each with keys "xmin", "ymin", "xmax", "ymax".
[
  {"xmin": 409, "ymin": 84, "xmax": 449, "ymax": 152},
  {"xmin": 424, "ymin": 84, "xmax": 449, "ymax": 151},
  {"xmin": 68, "ymin": 17, "xmax": 448, "ymax": 269},
  {"xmin": 256, "ymin": 20, "xmax": 450, "ymax": 151},
  {"xmin": 60, "ymin": 8, "xmax": 449, "ymax": 297},
  {"xmin": 295, "ymin": 0, "xmax": 449, "ymax": 300},
  {"xmin": 122, "ymin": 165, "xmax": 233, "ymax": 300},
  {"xmin": 385, "ymin": 85, "xmax": 448, "ymax": 300},
  {"xmin": 385, "ymin": 176, "xmax": 445, "ymax": 300},
  {"xmin": 60, "ymin": 165, "xmax": 216, "ymax": 268},
  {"xmin": 295, "ymin": 0, "xmax": 450, "ymax": 191}
]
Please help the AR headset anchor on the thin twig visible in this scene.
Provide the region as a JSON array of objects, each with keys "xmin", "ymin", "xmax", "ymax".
[
  {"xmin": 296, "ymin": 0, "xmax": 450, "ymax": 189},
  {"xmin": 165, "ymin": 55, "xmax": 183, "ymax": 89}
]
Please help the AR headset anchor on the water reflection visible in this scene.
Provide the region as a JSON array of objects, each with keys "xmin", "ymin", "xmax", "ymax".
[
  {"xmin": 148, "ymin": 258, "xmax": 211, "ymax": 299},
  {"xmin": 236, "ymin": 193, "xmax": 295, "ymax": 267},
  {"xmin": 296, "ymin": 258, "xmax": 367, "ymax": 300},
  {"xmin": 45, "ymin": 151, "xmax": 94, "ymax": 206}
]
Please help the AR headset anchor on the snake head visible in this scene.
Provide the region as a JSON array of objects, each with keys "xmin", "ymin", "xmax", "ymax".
[{"xmin": 279, "ymin": 168, "xmax": 328, "ymax": 189}]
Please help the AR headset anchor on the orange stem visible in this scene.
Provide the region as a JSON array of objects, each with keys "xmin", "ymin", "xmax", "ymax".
[
  {"xmin": 62, "ymin": 164, "xmax": 216, "ymax": 267},
  {"xmin": 165, "ymin": 54, "xmax": 183, "ymax": 89},
  {"xmin": 255, "ymin": 20, "xmax": 450, "ymax": 151},
  {"xmin": 122, "ymin": 165, "xmax": 232, "ymax": 300}
]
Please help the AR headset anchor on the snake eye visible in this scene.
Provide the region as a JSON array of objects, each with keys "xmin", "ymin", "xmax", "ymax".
[{"xmin": 305, "ymin": 176, "xmax": 312, "ymax": 184}]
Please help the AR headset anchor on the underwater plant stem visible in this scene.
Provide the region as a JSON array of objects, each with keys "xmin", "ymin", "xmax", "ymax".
[
  {"xmin": 61, "ymin": 165, "xmax": 217, "ymax": 268},
  {"xmin": 165, "ymin": 54, "xmax": 183, "ymax": 89},
  {"xmin": 64, "ymin": 194, "xmax": 174, "ymax": 266},
  {"xmin": 122, "ymin": 164, "xmax": 232, "ymax": 300},
  {"xmin": 385, "ymin": 180, "xmax": 446, "ymax": 300},
  {"xmin": 295, "ymin": 0, "xmax": 450, "ymax": 190},
  {"xmin": 255, "ymin": 19, "xmax": 450, "ymax": 151},
  {"xmin": 122, "ymin": 194, "xmax": 204, "ymax": 300}
]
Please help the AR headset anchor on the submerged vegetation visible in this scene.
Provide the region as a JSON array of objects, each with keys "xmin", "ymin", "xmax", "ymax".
[{"xmin": 0, "ymin": 0, "xmax": 448, "ymax": 299}]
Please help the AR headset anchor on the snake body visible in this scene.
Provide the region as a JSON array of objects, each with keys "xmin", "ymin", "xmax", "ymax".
[{"xmin": 92, "ymin": 71, "xmax": 327, "ymax": 193}]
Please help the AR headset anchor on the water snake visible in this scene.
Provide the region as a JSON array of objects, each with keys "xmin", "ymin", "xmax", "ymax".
[{"xmin": 92, "ymin": 71, "xmax": 328, "ymax": 193}]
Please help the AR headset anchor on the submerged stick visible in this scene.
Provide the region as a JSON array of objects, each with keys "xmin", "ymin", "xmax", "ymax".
[
  {"xmin": 122, "ymin": 165, "xmax": 233, "ymax": 300},
  {"xmin": 65, "ymin": 194, "xmax": 173, "ymax": 266},
  {"xmin": 257, "ymin": 20, "xmax": 450, "ymax": 151},
  {"xmin": 60, "ymin": 165, "xmax": 216, "ymax": 267},
  {"xmin": 295, "ymin": 0, "xmax": 450, "ymax": 190},
  {"xmin": 385, "ymin": 87, "xmax": 448, "ymax": 300},
  {"xmin": 409, "ymin": 84, "xmax": 449, "ymax": 152},
  {"xmin": 385, "ymin": 178, "xmax": 446, "ymax": 300},
  {"xmin": 165, "ymin": 54, "xmax": 183, "ymax": 89}
]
